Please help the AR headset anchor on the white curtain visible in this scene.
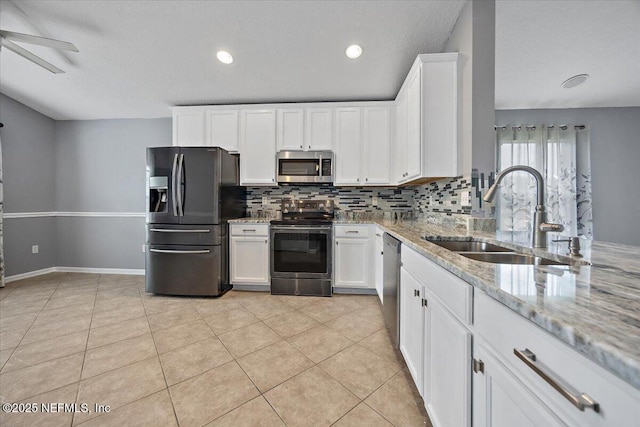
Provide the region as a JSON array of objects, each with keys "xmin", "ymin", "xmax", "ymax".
[{"xmin": 496, "ymin": 124, "xmax": 593, "ymax": 242}]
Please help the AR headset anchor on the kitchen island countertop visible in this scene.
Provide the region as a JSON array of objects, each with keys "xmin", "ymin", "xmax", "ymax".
[{"xmin": 371, "ymin": 219, "xmax": 640, "ymax": 391}]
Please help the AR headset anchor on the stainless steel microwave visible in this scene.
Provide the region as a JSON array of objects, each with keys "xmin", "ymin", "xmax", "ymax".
[{"xmin": 276, "ymin": 151, "xmax": 333, "ymax": 185}]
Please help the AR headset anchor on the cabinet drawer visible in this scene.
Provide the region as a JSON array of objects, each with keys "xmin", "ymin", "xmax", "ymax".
[
  {"xmin": 475, "ymin": 291, "xmax": 640, "ymax": 426},
  {"xmin": 401, "ymin": 245, "xmax": 472, "ymax": 325},
  {"xmin": 230, "ymin": 224, "xmax": 269, "ymax": 237},
  {"xmin": 334, "ymin": 224, "xmax": 371, "ymax": 238}
]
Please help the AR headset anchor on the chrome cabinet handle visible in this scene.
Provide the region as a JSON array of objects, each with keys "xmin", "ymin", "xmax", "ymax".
[
  {"xmin": 242, "ymin": 229, "xmax": 256, "ymax": 232},
  {"xmin": 514, "ymin": 348, "xmax": 599, "ymax": 413},
  {"xmin": 150, "ymin": 228, "xmax": 211, "ymax": 233},
  {"xmin": 300, "ymin": 145, "xmax": 303, "ymax": 149},
  {"xmin": 346, "ymin": 230, "xmax": 359, "ymax": 234},
  {"xmin": 365, "ymin": 178, "xmax": 368, "ymax": 182},
  {"xmin": 149, "ymin": 249, "xmax": 210, "ymax": 254},
  {"xmin": 171, "ymin": 153, "xmax": 178, "ymax": 216}
]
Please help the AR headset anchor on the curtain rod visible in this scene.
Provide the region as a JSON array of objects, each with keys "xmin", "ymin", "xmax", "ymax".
[{"xmin": 495, "ymin": 124, "xmax": 586, "ymax": 131}]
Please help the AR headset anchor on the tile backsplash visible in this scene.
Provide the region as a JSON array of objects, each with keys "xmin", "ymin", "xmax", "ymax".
[{"xmin": 245, "ymin": 173, "xmax": 493, "ymax": 223}]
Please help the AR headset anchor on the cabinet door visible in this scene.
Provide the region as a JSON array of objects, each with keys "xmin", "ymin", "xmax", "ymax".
[
  {"xmin": 473, "ymin": 342, "xmax": 564, "ymax": 427},
  {"xmin": 405, "ymin": 68, "xmax": 422, "ymax": 180},
  {"xmin": 277, "ymin": 109, "xmax": 305, "ymax": 151},
  {"xmin": 422, "ymin": 58, "xmax": 458, "ymax": 177},
  {"xmin": 399, "ymin": 267, "xmax": 424, "ymax": 393},
  {"xmin": 239, "ymin": 110, "xmax": 277, "ymax": 185},
  {"xmin": 424, "ymin": 295, "xmax": 472, "ymax": 427},
  {"xmin": 394, "ymin": 97, "xmax": 408, "ymax": 183},
  {"xmin": 305, "ymin": 108, "xmax": 333, "ymax": 150},
  {"xmin": 334, "ymin": 107, "xmax": 363, "ymax": 185},
  {"xmin": 334, "ymin": 237, "xmax": 369, "ymax": 288},
  {"xmin": 173, "ymin": 110, "xmax": 205, "ymax": 146},
  {"xmin": 230, "ymin": 236, "xmax": 270, "ymax": 284},
  {"xmin": 206, "ymin": 110, "xmax": 239, "ymax": 152},
  {"xmin": 363, "ymin": 107, "xmax": 391, "ymax": 185}
]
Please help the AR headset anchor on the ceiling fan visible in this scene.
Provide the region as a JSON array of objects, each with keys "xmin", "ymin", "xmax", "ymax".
[{"xmin": 0, "ymin": 29, "xmax": 78, "ymax": 74}]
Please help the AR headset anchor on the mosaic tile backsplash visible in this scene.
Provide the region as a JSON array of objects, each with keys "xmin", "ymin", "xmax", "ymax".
[{"xmin": 244, "ymin": 173, "xmax": 493, "ymax": 222}]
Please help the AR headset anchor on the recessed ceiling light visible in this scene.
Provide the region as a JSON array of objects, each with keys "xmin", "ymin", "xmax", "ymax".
[
  {"xmin": 216, "ymin": 50, "xmax": 233, "ymax": 64},
  {"xmin": 345, "ymin": 44, "xmax": 363, "ymax": 59},
  {"xmin": 561, "ymin": 74, "xmax": 589, "ymax": 89}
]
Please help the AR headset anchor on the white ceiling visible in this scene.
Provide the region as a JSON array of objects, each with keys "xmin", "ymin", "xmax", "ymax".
[
  {"xmin": 495, "ymin": 0, "xmax": 640, "ymax": 110},
  {"xmin": 0, "ymin": 0, "xmax": 465, "ymax": 120},
  {"xmin": 1, "ymin": 1, "xmax": 638, "ymax": 120}
]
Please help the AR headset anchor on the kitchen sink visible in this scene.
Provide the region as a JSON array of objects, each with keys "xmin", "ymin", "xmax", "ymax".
[
  {"xmin": 459, "ymin": 252, "xmax": 569, "ymax": 266},
  {"xmin": 423, "ymin": 237, "xmax": 574, "ymax": 266},
  {"xmin": 424, "ymin": 239, "xmax": 512, "ymax": 252}
]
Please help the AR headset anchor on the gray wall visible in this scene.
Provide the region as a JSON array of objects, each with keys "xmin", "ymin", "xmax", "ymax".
[
  {"xmin": 496, "ymin": 107, "xmax": 640, "ymax": 246},
  {"xmin": 1, "ymin": 92, "xmax": 172, "ymax": 277},
  {"xmin": 443, "ymin": 0, "xmax": 496, "ymax": 176},
  {"xmin": 0, "ymin": 94, "xmax": 57, "ymax": 276},
  {"xmin": 54, "ymin": 118, "xmax": 172, "ymax": 269}
]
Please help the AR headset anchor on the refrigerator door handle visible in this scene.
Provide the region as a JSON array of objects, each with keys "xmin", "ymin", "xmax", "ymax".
[
  {"xmin": 177, "ymin": 153, "xmax": 185, "ymax": 216},
  {"xmin": 149, "ymin": 249, "xmax": 211, "ymax": 254},
  {"xmin": 150, "ymin": 228, "xmax": 211, "ymax": 233},
  {"xmin": 171, "ymin": 153, "xmax": 179, "ymax": 216}
]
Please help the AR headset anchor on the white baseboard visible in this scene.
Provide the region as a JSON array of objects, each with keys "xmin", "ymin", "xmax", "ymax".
[
  {"xmin": 4, "ymin": 267, "xmax": 58, "ymax": 283},
  {"xmin": 5, "ymin": 266, "xmax": 145, "ymax": 283},
  {"xmin": 56, "ymin": 267, "xmax": 145, "ymax": 275}
]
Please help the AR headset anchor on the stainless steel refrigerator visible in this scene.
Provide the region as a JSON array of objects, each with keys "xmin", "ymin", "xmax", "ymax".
[{"xmin": 145, "ymin": 147, "xmax": 246, "ymax": 296}]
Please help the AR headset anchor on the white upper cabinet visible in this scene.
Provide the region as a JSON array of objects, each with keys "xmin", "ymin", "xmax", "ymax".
[
  {"xmin": 363, "ymin": 106, "xmax": 391, "ymax": 184},
  {"xmin": 239, "ymin": 110, "xmax": 277, "ymax": 185},
  {"xmin": 277, "ymin": 109, "xmax": 305, "ymax": 151},
  {"xmin": 395, "ymin": 53, "xmax": 459, "ymax": 184},
  {"xmin": 206, "ymin": 109, "xmax": 239, "ymax": 152},
  {"xmin": 305, "ymin": 108, "xmax": 334, "ymax": 150},
  {"xmin": 334, "ymin": 107, "xmax": 363, "ymax": 185},
  {"xmin": 173, "ymin": 108, "xmax": 205, "ymax": 146}
]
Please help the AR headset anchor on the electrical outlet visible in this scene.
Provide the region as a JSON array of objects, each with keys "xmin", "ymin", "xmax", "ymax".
[
  {"xmin": 32, "ymin": 245, "xmax": 39, "ymax": 254},
  {"xmin": 372, "ymin": 194, "xmax": 378, "ymax": 207},
  {"xmin": 262, "ymin": 196, "xmax": 268, "ymax": 205},
  {"xmin": 461, "ymin": 191, "xmax": 470, "ymax": 206},
  {"xmin": 142, "ymin": 244, "xmax": 146, "ymax": 253}
]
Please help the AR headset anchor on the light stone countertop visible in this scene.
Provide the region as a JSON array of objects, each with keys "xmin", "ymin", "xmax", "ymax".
[
  {"xmin": 372, "ymin": 219, "xmax": 640, "ymax": 391},
  {"xmin": 228, "ymin": 218, "xmax": 273, "ymax": 224}
]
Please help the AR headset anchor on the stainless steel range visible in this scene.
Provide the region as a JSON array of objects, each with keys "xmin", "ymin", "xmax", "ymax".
[{"xmin": 270, "ymin": 199, "xmax": 334, "ymax": 296}]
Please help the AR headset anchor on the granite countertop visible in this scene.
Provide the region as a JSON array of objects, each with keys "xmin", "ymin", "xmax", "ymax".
[
  {"xmin": 372, "ymin": 219, "xmax": 640, "ymax": 391},
  {"xmin": 228, "ymin": 218, "xmax": 273, "ymax": 223}
]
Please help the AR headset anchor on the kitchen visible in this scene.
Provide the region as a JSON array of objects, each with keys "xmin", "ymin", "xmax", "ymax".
[{"xmin": 1, "ymin": 1, "xmax": 639, "ymax": 426}]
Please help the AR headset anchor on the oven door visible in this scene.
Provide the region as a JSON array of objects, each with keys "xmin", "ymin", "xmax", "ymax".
[{"xmin": 270, "ymin": 226, "xmax": 332, "ymax": 279}]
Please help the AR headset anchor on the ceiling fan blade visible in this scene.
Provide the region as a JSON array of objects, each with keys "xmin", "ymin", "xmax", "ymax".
[
  {"xmin": 0, "ymin": 30, "xmax": 78, "ymax": 52},
  {"xmin": 1, "ymin": 38, "xmax": 64, "ymax": 73}
]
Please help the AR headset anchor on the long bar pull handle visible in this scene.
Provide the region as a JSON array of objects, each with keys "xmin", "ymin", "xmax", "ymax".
[
  {"xmin": 149, "ymin": 249, "xmax": 210, "ymax": 254},
  {"xmin": 242, "ymin": 229, "xmax": 257, "ymax": 232},
  {"xmin": 514, "ymin": 348, "xmax": 599, "ymax": 413},
  {"xmin": 150, "ymin": 228, "xmax": 211, "ymax": 233},
  {"xmin": 177, "ymin": 153, "xmax": 185, "ymax": 216},
  {"xmin": 171, "ymin": 153, "xmax": 179, "ymax": 216},
  {"xmin": 346, "ymin": 230, "xmax": 359, "ymax": 234}
]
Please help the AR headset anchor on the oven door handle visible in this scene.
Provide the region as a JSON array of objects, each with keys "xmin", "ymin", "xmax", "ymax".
[{"xmin": 271, "ymin": 226, "xmax": 332, "ymax": 232}]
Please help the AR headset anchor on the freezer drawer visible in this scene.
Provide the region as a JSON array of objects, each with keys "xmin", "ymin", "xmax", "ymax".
[
  {"xmin": 146, "ymin": 224, "xmax": 223, "ymax": 246},
  {"xmin": 145, "ymin": 244, "xmax": 225, "ymax": 296}
]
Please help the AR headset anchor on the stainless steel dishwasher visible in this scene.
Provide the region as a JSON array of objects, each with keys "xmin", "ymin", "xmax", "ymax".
[{"xmin": 382, "ymin": 233, "xmax": 401, "ymax": 348}]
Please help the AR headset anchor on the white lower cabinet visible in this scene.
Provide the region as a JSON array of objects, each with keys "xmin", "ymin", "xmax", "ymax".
[
  {"xmin": 399, "ymin": 267, "xmax": 424, "ymax": 390},
  {"xmin": 473, "ymin": 340, "xmax": 564, "ymax": 427},
  {"xmin": 423, "ymin": 292, "xmax": 472, "ymax": 427},
  {"xmin": 473, "ymin": 291, "xmax": 640, "ymax": 427},
  {"xmin": 400, "ymin": 245, "xmax": 472, "ymax": 427},
  {"xmin": 333, "ymin": 224, "xmax": 372, "ymax": 289},
  {"xmin": 230, "ymin": 224, "xmax": 269, "ymax": 286}
]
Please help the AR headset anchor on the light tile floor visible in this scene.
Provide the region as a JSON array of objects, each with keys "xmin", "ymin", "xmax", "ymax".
[{"xmin": 0, "ymin": 273, "xmax": 431, "ymax": 426}]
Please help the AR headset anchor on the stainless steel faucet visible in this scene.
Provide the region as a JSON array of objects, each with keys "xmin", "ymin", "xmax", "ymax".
[{"xmin": 483, "ymin": 165, "xmax": 564, "ymax": 249}]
